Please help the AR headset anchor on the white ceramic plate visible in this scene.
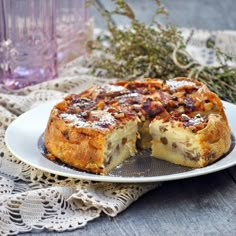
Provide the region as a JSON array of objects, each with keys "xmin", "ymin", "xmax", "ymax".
[{"xmin": 5, "ymin": 100, "xmax": 236, "ymax": 183}]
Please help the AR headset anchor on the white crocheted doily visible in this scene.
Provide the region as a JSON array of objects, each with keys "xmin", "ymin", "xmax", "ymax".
[{"xmin": 0, "ymin": 29, "xmax": 236, "ymax": 235}]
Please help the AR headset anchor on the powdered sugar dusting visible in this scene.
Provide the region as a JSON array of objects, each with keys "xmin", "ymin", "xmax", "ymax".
[
  {"xmin": 118, "ymin": 92, "xmax": 139, "ymax": 98},
  {"xmin": 59, "ymin": 110, "xmax": 117, "ymax": 131},
  {"xmin": 60, "ymin": 113, "xmax": 90, "ymax": 127},
  {"xmin": 103, "ymin": 84, "xmax": 127, "ymax": 93},
  {"xmin": 181, "ymin": 113, "xmax": 206, "ymax": 126},
  {"xmin": 188, "ymin": 115, "xmax": 205, "ymax": 126},
  {"xmin": 166, "ymin": 80, "xmax": 196, "ymax": 91},
  {"xmin": 91, "ymin": 110, "xmax": 117, "ymax": 129}
]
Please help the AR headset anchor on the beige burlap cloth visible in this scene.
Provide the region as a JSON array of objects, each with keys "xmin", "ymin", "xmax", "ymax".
[{"xmin": 0, "ymin": 29, "xmax": 235, "ymax": 235}]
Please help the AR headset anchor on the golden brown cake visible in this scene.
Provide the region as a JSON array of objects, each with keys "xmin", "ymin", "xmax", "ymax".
[{"xmin": 44, "ymin": 77, "xmax": 231, "ymax": 174}]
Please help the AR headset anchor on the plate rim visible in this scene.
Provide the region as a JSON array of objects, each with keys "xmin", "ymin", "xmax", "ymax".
[{"xmin": 4, "ymin": 100, "xmax": 236, "ymax": 183}]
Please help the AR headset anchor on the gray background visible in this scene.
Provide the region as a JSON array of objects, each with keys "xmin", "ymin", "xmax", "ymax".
[{"xmin": 90, "ymin": 0, "xmax": 236, "ymax": 30}]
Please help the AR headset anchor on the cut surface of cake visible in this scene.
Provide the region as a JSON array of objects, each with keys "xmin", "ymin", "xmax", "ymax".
[
  {"xmin": 44, "ymin": 77, "xmax": 231, "ymax": 174},
  {"xmin": 150, "ymin": 113, "xmax": 230, "ymax": 168}
]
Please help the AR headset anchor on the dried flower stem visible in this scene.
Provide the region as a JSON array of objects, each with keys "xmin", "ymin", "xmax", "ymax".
[{"xmin": 91, "ymin": 0, "xmax": 236, "ymax": 103}]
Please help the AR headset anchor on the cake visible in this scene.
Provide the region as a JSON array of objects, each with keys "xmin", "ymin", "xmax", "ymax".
[{"xmin": 44, "ymin": 78, "xmax": 231, "ymax": 174}]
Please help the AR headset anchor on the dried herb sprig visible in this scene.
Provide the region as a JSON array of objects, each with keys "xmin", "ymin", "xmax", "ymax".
[{"xmin": 91, "ymin": 0, "xmax": 236, "ymax": 103}]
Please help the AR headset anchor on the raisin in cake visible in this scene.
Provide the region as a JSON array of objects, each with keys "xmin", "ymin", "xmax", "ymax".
[{"xmin": 44, "ymin": 77, "xmax": 231, "ymax": 174}]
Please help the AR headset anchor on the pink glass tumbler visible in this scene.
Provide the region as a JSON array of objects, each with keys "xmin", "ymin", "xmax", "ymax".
[
  {"xmin": 56, "ymin": 0, "xmax": 92, "ymax": 66},
  {"xmin": 0, "ymin": 0, "xmax": 57, "ymax": 89}
]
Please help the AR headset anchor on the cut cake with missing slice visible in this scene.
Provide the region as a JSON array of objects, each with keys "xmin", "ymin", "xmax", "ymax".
[{"xmin": 44, "ymin": 78, "xmax": 231, "ymax": 174}]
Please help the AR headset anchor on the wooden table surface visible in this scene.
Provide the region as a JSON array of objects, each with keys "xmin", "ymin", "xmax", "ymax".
[{"xmin": 24, "ymin": 1, "xmax": 236, "ymax": 235}]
